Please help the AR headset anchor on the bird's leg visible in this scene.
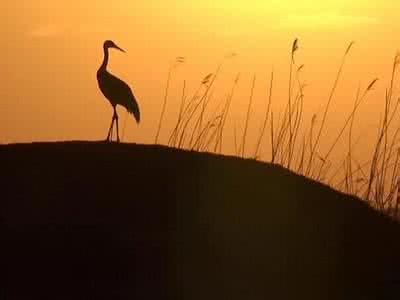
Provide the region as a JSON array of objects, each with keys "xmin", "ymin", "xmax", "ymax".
[
  {"xmin": 106, "ymin": 114, "xmax": 115, "ymax": 142},
  {"xmin": 114, "ymin": 108, "xmax": 120, "ymax": 143}
]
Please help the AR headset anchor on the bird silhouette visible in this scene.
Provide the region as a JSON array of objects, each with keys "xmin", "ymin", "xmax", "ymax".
[{"xmin": 97, "ymin": 40, "xmax": 140, "ymax": 142}]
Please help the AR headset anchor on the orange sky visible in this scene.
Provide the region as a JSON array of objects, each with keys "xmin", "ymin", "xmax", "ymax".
[{"xmin": 2, "ymin": 1, "xmax": 400, "ymax": 166}]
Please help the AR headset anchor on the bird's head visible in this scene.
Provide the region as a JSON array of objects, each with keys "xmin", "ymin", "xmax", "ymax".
[{"xmin": 103, "ymin": 40, "xmax": 125, "ymax": 53}]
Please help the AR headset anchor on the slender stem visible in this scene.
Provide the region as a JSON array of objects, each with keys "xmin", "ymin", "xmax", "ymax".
[{"xmin": 155, "ymin": 66, "xmax": 173, "ymax": 144}]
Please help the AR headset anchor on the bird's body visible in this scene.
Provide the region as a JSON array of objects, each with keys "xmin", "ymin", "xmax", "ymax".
[
  {"xmin": 97, "ymin": 70, "xmax": 140, "ymax": 118},
  {"xmin": 97, "ymin": 40, "xmax": 140, "ymax": 142}
]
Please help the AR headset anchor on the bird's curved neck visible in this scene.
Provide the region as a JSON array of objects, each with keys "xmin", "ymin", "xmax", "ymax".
[{"xmin": 100, "ymin": 47, "xmax": 109, "ymax": 71}]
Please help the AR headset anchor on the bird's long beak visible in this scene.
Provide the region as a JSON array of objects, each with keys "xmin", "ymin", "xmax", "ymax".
[{"xmin": 114, "ymin": 45, "xmax": 125, "ymax": 53}]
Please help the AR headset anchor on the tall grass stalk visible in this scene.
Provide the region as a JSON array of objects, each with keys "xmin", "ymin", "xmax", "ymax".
[
  {"xmin": 216, "ymin": 73, "xmax": 240, "ymax": 153},
  {"xmin": 240, "ymin": 75, "xmax": 256, "ymax": 158},
  {"xmin": 254, "ymin": 71, "xmax": 274, "ymax": 159},
  {"xmin": 287, "ymin": 39, "xmax": 299, "ymax": 168},
  {"xmin": 306, "ymin": 41, "xmax": 354, "ymax": 177},
  {"xmin": 316, "ymin": 78, "xmax": 378, "ymax": 180},
  {"xmin": 155, "ymin": 57, "xmax": 184, "ymax": 144},
  {"xmin": 168, "ymin": 80, "xmax": 186, "ymax": 146}
]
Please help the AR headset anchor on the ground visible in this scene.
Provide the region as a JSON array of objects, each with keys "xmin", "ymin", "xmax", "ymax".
[{"xmin": 1, "ymin": 141, "xmax": 399, "ymax": 299}]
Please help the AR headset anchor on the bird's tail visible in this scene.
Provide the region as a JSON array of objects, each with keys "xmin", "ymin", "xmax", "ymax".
[{"xmin": 127, "ymin": 97, "xmax": 141, "ymax": 123}]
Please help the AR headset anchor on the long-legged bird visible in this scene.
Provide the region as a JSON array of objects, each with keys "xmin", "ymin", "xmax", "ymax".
[{"xmin": 97, "ymin": 40, "xmax": 140, "ymax": 142}]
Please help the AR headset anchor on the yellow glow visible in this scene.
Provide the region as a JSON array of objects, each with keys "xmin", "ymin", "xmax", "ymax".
[
  {"xmin": 281, "ymin": 13, "xmax": 379, "ymax": 29},
  {"xmin": 1, "ymin": 0, "xmax": 400, "ymax": 148}
]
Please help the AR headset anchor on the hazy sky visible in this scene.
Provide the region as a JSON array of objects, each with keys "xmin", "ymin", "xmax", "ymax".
[{"xmin": 2, "ymin": 1, "xmax": 400, "ymax": 163}]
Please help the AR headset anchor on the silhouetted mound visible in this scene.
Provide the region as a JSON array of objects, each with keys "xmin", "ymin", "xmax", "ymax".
[{"xmin": 1, "ymin": 141, "xmax": 399, "ymax": 300}]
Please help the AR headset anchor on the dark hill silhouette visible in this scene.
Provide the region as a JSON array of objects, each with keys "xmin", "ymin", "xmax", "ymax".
[{"xmin": 1, "ymin": 141, "xmax": 399, "ymax": 300}]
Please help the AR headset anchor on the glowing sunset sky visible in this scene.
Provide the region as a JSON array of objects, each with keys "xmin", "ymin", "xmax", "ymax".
[{"xmin": 2, "ymin": 1, "xmax": 400, "ymax": 161}]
